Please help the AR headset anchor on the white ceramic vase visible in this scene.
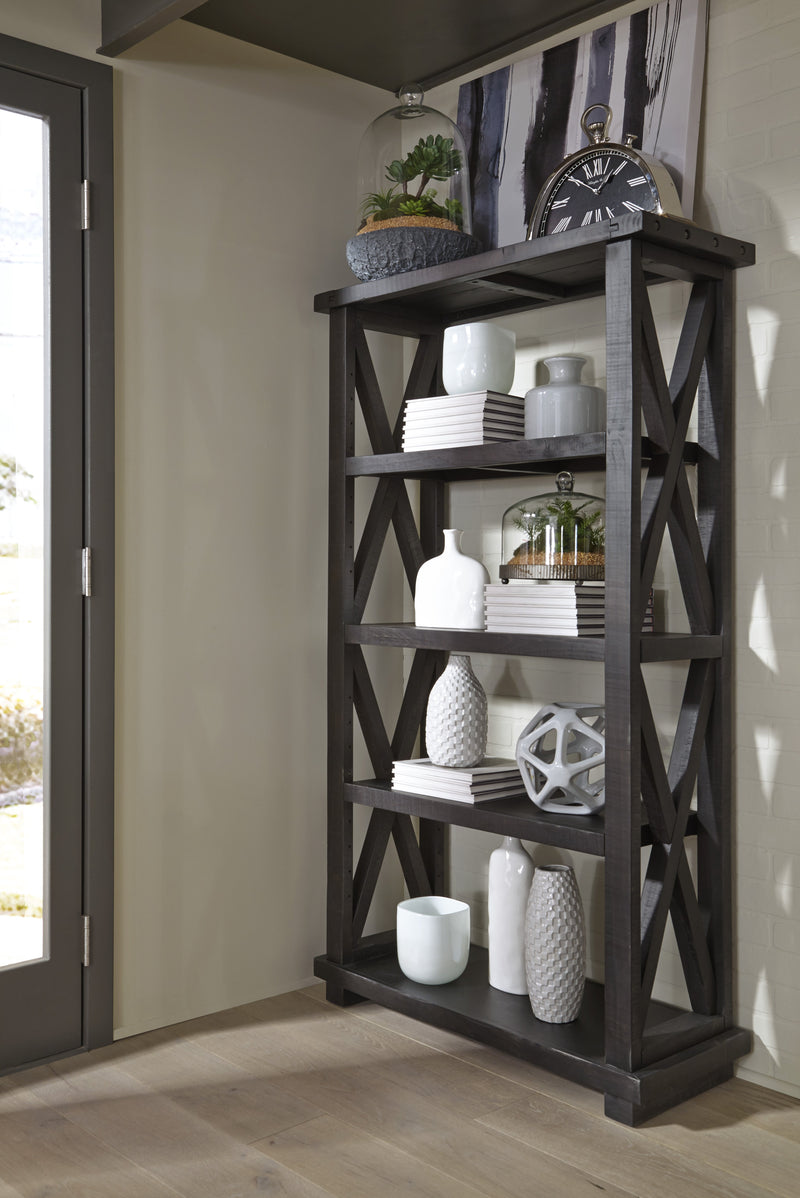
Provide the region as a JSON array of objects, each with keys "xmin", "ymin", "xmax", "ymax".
[
  {"xmin": 414, "ymin": 528, "xmax": 489, "ymax": 630},
  {"xmin": 524, "ymin": 864, "xmax": 586, "ymax": 1023},
  {"xmin": 488, "ymin": 836, "xmax": 534, "ymax": 994},
  {"xmin": 396, "ymin": 895, "xmax": 471, "ymax": 985},
  {"xmin": 524, "ymin": 355, "xmax": 605, "ymax": 438},
  {"xmin": 425, "ymin": 653, "xmax": 487, "ymax": 768},
  {"xmin": 442, "ymin": 321, "xmax": 516, "ymax": 396}
]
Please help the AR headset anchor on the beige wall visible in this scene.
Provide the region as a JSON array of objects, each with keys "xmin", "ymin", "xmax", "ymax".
[
  {"xmin": 110, "ymin": 22, "xmax": 404, "ymax": 1037},
  {"xmin": 0, "ymin": 0, "xmax": 404, "ymax": 1037}
]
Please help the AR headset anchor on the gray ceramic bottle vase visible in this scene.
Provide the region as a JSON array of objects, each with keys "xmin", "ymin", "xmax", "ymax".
[
  {"xmin": 488, "ymin": 836, "xmax": 534, "ymax": 994},
  {"xmin": 524, "ymin": 355, "xmax": 605, "ymax": 438},
  {"xmin": 524, "ymin": 863, "xmax": 586, "ymax": 1023},
  {"xmin": 425, "ymin": 653, "xmax": 487, "ymax": 768}
]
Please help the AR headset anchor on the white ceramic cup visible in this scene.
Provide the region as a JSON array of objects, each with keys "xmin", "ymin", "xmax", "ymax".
[
  {"xmin": 442, "ymin": 322, "xmax": 516, "ymax": 396},
  {"xmin": 396, "ymin": 895, "xmax": 471, "ymax": 985}
]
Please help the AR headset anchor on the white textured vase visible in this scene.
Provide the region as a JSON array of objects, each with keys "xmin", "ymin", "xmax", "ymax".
[
  {"xmin": 425, "ymin": 654, "xmax": 487, "ymax": 768},
  {"xmin": 442, "ymin": 321, "xmax": 516, "ymax": 396},
  {"xmin": 488, "ymin": 836, "xmax": 534, "ymax": 994},
  {"xmin": 414, "ymin": 528, "xmax": 489, "ymax": 630},
  {"xmin": 524, "ymin": 864, "xmax": 585, "ymax": 1023},
  {"xmin": 524, "ymin": 355, "xmax": 605, "ymax": 438}
]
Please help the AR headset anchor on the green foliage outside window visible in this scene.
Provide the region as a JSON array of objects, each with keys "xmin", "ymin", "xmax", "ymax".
[
  {"xmin": 0, "ymin": 688, "xmax": 43, "ymax": 794},
  {"xmin": 0, "ymin": 455, "xmax": 34, "ymax": 510}
]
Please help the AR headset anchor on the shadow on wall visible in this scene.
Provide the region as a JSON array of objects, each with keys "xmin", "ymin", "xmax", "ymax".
[{"xmin": 701, "ymin": 176, "xmax": 800, "ymax": 1093}]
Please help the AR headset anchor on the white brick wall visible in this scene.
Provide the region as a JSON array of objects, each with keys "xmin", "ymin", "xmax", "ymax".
[{"xmin": 421, "ymin": 0, "xmax": 800, "ymax": 1099}]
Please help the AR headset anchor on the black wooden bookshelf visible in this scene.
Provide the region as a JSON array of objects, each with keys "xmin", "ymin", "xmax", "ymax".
[{"xmin": 315, "ymin": 212, "xmax": 755, "ymax": 1124}]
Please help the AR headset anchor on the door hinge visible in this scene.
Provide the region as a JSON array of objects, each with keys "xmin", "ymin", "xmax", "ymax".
[
  {"xmin": 81, "ymin": 179, "xmax": 91, "ymax": 230},
  {"xmin": 82, "ymin": 915, "xmax": 91, "ymax": 967},
  {"xmin": 82, "ymin": 546, "xmax": 92, "ymax": 597}
]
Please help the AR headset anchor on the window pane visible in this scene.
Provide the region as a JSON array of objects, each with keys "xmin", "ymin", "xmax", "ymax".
[{"xmin": 0, "ymin": 107, "xmax": 45, "ymax": 968}]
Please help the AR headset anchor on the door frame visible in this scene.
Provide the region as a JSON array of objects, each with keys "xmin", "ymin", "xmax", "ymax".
[{"xmin": 0, "ymin": 33, "xmax": 114, "ymax": 1058}]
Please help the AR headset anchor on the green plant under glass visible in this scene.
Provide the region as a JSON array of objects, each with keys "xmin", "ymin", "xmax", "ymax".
[{"xmin": 360, "ymin": 133, "xmax": 464, "ymax": 230}]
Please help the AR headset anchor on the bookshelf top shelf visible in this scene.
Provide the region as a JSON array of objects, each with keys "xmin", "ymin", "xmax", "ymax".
[{"xmin": 315, "ymin": 213, "xmax": 756, "ymax": 328}]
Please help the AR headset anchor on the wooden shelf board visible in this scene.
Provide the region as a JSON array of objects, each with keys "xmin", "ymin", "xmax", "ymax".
[
  {"xmin": 344, "ymin": 624, "xmax": 723, "ymax": 662},
  {"xmin": 346, "ymin": 435, "xmax": 699, "ymax": 479},
  {"xmin": 315, "ymin": 214, "xmax": 755, "ymax": 324},
  {"xmin": 349, "ymin": 780, "xmax": 605, "ymax": 854},
  {"xmin": 347, "ymin": 780, "xmax": 700, "ymax": 854},
  {"xmin": 313, "ymin": 945, "xmax": 740, "ymax": 1103}
]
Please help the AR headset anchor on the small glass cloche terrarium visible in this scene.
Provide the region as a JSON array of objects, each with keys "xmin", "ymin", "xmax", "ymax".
[
  {"xmin": 500, "ymin": 471, "xmax": 605, "ymax": 582},
  {"xmin": 346, "ymin": 83, "xmax": 481, "ymax": 282}
]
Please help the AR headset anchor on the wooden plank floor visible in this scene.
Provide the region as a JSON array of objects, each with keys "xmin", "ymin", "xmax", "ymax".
[{"xmin": 1, "ymin": 985, "xmax": 798, "ymax": 1197}]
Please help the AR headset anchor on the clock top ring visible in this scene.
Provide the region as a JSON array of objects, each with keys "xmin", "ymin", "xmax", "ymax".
[{"xmin": 526, "ymin": 103, "xmax": 682, "ymax": 240}]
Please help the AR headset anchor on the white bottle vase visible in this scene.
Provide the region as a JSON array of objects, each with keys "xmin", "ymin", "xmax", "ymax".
[
  {"xmin": 488, "ymin": 836, "xmax": 534, "ymax": 994},
  {"xmin": 524, "ymin": 355, "xmax": 605, "ymax": 439},
  {"xmin": 442, "ymin": 321, "xmax": 516, "ymax": 396},
  {"xmin": 524, "ymin": 864, "xmax": 585, "ymax": 1023},
  {"xmin": 425, "ymin": 654, "xmax": 487, "ymax": 768},
  {"xmin": 414, "ymin": 528, "xmax": 489, "ymax": 630}
]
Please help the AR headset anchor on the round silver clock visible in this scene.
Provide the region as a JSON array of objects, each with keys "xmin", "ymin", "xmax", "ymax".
[{"xmin": 526, "ymin": 103, "xmax": 682, "ymax": 239}]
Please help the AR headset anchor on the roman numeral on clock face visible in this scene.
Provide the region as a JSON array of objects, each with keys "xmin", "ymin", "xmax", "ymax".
[
  {"xmin": 627, "ymin": 175, "xmax": 648, "ymax": 187},
  {"xmin": 582, "ymin": 157, "xmax": 606, "ymax": 179},
  {"xmin": 623, "ymin": 200, "xmax": 643, "ymax": 212},
  {"xmin": 551, "ymin": 198, "xmax": 570, "ymax": 209},
  {"xmin": 552, "ymin": 216, "xmax": 572, "ymax": 233}
]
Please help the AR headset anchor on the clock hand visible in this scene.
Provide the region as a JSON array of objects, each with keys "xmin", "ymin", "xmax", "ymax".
[
  {"xmin": 569, "ymin": 176, "xmax": 600, "ymax": 194},
  {"xmin": 595, "ymin": 163, "xmax": 627, "ymax": 194}
]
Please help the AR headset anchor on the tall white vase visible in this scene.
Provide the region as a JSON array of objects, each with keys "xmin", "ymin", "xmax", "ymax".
[
  {"xmin": 488, "ymin": 836, "xmax": 534, "ymax": 994},
  {"xmin": 425, "ymin": 654, "xmax": 487, "ymax": 768},
  {"xmin": 414, "ymin": 528, "xmax": 489, "ymax": 630},
  {"xmin": 524, "ymin": 864, "xmax": 585, "ymax": 1023}
]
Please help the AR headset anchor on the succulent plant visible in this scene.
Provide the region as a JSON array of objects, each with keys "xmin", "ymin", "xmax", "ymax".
[{"xmin": 360, "ymin": 134, "xmax": 464, "ymax": 229}]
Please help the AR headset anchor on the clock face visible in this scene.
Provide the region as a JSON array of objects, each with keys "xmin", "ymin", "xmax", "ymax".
[{"xmin": 535, "ymin": 147, "xmax": 661, "ymax": 237}]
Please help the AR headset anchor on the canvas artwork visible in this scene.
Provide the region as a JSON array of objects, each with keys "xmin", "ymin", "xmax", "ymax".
[{"xmin": 457, "ymin": 0, "xmax": 708, "ymax": 250}]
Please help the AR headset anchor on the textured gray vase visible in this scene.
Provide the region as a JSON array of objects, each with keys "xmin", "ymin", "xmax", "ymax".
[
  {"xmin": 425, "ymin": 654, "xmax": 487, "ymax": 768},
  {"xmin": 524, "ymin": 864, "xmax": 585, "ymax": 1023},
  {"xmin": 346, "ymin": 226, "xmax": 481, "ymax": 282}
]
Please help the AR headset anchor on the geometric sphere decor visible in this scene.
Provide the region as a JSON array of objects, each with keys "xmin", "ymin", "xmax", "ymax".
[
  {"xmin": 524, "ymin": 863, "xmax": 586, "ymax": 1023},
  {"xmin": 516, "ymin": 702, "xmax": 605, "ymax": 815}
]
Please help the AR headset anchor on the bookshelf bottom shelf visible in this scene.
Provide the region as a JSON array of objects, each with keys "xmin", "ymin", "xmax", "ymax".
[{"xmin": 313, "ymin": 945, "xmax": 751, "ymax": 1125}]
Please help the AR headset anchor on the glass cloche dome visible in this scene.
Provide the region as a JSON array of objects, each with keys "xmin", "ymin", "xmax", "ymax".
[
  {"xmin": 500, "ymin": 472, "xmax": 606, "ymax": 582},
  {"xmin": 346, "ymin": 84, "xmax": 480, "ymax": 282}
]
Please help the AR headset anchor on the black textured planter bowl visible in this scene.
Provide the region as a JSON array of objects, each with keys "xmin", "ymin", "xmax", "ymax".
[{"xmin": 346, "ymin": 226, "xmax": 482, "ymax": 282}]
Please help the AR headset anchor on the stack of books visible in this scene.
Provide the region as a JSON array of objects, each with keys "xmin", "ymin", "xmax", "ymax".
[
  {"xmin": 484, "ymin": 582, "xmax": 655, "ymax": 636},
  {"xmin": 391, "ymin": 757, "xmax": 526, "ymax": 804},
  {"xmin": 402, "ymin": 391, "xmax": 524, "ymax": 452}
]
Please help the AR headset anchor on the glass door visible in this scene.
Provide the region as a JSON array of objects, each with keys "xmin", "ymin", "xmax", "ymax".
[{"xmin": 0, "ymin": 65, "xmax": 85, "ymax": 1069}]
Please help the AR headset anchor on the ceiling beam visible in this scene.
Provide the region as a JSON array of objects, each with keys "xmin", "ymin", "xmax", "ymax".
[
  {"xmin": 98, "ymin": 0, "xmax": 200, "ymax": 57},
  {"xmin": 97, "ymin": 1, "xmax": 626, "ymax": 90}
]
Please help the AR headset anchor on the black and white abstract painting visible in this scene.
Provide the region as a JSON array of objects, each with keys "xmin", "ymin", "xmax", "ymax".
[{"xmin": 457, "ymin": 0, "xmax": 708, "ymax": 249}]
